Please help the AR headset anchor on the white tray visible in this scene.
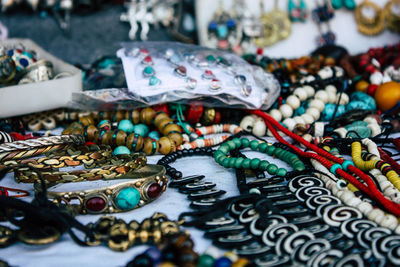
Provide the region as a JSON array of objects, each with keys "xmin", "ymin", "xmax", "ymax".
[{"xmin": 0, "ymin": 38, "xmax": 82, "ymax": 118}]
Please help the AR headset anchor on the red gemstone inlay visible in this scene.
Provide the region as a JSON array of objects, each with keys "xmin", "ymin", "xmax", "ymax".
[
  {"xmin": 204, "ymin": 70, "xmax": 213, "ymax": 76},
  {"xmin": 86, "ymin": 197, "xmax": 106, "ymax": 212},
  {"xmin": 143, "ymin": 56, "xmax": 152, "ymax": 63},
  {"xmin": 177, "ymin": 66, "xmax": 186, "ymax": 74},
  {"xmin": 147, "ymin": 183, "xmax": 162, "ymax": 199},
  {"xmin": 140, "ymin": 49, "xmax": 149, "ymax": 55}
]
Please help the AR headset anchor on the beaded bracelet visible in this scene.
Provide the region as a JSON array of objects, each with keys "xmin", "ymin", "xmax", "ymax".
[
  {"xmin": 214, "ymin": 137, "xmax": 306, "ymax": 176},
  {"xmin": 12, "ymin": 146, "xmax": 147, "ymax": 184},
  {"xmin": 41, "ymin": 164, "xmax": 167, "ymax": 214}
]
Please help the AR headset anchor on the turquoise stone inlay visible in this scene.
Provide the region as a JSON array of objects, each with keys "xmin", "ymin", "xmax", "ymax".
[
  {"xmin": 113, "ymin": 146, "xmax": 131, "ymax": 156},
  {"xmin": 217, "ymin": 25, "xmax": 228, "ymax": 38},
  {"xmin": 115, "ymin": 187, "xmax": 140, "ymax": 210},
  {"xmin": 149, "ymin": 76, "xmax": 161, "ymax": 86}
]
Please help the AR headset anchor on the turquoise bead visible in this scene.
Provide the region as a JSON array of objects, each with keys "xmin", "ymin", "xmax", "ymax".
[
  {"xmin": 214, "ymin": 150, "xmax": 224, "ymax": 160},
  {"xmin": 331, "ymin": 0, "xmax": 342, "ymax": 9},
  {"xmin": 149, "ymin": 76, "xmax": 161, "ymax": 86},
  {"xmin": 250, "ymin": 140, "xmax": 259, "ymax": 151},
  {"xmin": 330, "ymin": 164, "xmax": 343, "ymax": 175},
  {"xmin": 250, "ymin": 158, "xmax": 261, "ymax": 169},
  {"xmin": 113, "ymin": 146, "xmax": 131, "ymax": 156},
  {"xmin": 266, "ymin": 145, "xmax": 276, "ymax": 156},
  {"xmin": 118, "ymin": 119, "xmax": 134, "ymax": 134},
  {"xmin": 133, "ymin": 124, "xmax": 149, "ymax": 137},
  {"xmin": 197, "ymin": 254, "xmax": 215, "ymax": 267},
  {"xmin": 344, "ymin": 0, "xmax": 356, "ymax": 10},
  {"xmin": 342, "ymin": 160, "xmax": 354, "ymax": 171},
  {"xmin": 143, "ymin": 66, "xmax": 155, "ymax": 76},
  {"xmin": 216, "ymin": 155, "xmax": 226, "ymax": 164},
  {"xmin": 227, "ymin": 141, "xmax": 236, "ymax": 150},
  {"xmin": 217, "ymin": 25, "xmax": 228, "ymax": 38},
  {"xmin": 241, "ymin": 138, "xmax": 250, "ymax": 148},
  {"xmin": 148, "ymin": 131, "xmax": 160, "ymax": 140},
  {"xmin": 115, "ymin": 187, "xmax": 140, "ymax": 210}
]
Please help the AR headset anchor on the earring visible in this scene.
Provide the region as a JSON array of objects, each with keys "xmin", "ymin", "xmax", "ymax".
[
  {"xmin": 384, "ymin": 0, "xmax": 400, "ymax": 34},
  {"xmin": 354, "ymin": 0, "xmax": 385, "ymax": 35},
  {"xmin": 312, "ymin": 0, "xmax": 336, "ymax": 46},
  {"xmin": 331, "ymin": 0, "xmax": 355, "ymax": 10},
  {"xmin": 288, "ymin": 0, "xmax": 308, "ymax": 22}
]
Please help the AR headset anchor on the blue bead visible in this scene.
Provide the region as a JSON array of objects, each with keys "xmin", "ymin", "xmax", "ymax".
[
  {"xmin": 118, "ymin": 119, "xmax": 134, "ymax": 134},
  {"xmin": 148, "ymin": 131, "xmax": 160, "ymax": 140},
  {"xmin": 133, "ymin": 124, "xmax": 149, "ymax": 137},
  {"xmin": 217, "ymin": 25, "xmax": 228, "ymax": 38},
  {"xmin": 113, "ymin": 146, "xmax": 131, "ymax": 156},
  {"xmin": 145, "ymin": 246, "xmax": 162, "ymax": 264},
  {"xmin": 208, "ymin": 21, "xmax": 218, "ymax": 30},
  {"xmin": 214, "ymin": 256, "xmax": 232, "ymax": 267},
  {"xmin": 115, "ymin": 187, "xmax": 140, "ymax": 210},
  {"xmin": 226, "ymin": 19, "xmax": 236, "ymax": 28}
]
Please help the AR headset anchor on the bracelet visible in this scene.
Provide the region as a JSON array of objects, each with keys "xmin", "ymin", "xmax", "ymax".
[
  {"xmin": 40, "ymin": 164, "xmax": 167, "ymax": 214},
  {"xmin": 0, "ymin": 134, "xmax": 85, "ymax": 162},
  {"xmin": 12, "ymin": 145, "xmax": 147, "ymax": 183}
]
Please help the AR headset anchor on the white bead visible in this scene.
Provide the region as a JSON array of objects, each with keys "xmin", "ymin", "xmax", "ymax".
[
  {"xmin": 334, "ymin": 66, "xmax": 345, "ymax": 77},
  {"xmin": 325, "ymin": 85, "xmax": 337, "ymax": 94},
  {"xmin": 327, "ymin": 91, "xmax": 337, "ymax": 104},
  {"xmin": 370, "ymin": 71, "xmax": 384, "ymax": 85},
  {"xmin": 314, "ymin": 122, "xmax": 324, "ymax": 137},
  {"xmin": 384, "ymin": 188, "xmax": 398, "ymax": 197},
  {"xmin": 334, "ymin": 127, "xmax": 347, "ymax": 138},
  {"xmin": 340, "ymin": 191, "xmax": 354, "ymax": 203},
  {"xmin": 370, "ymin": 169, "xmax": 381, "ymax": 176},
  {"xmin": 331, "ymin": 186, "xmax": 339, "ymax": 195},
  {"xmin": 364, "ymin": 117, "xmax": 378, "ymax": 125},
  {"xmin": 318, "ymin": 67, "xmax": 333, "ymax": 79},
  {"xmin": 393, "ymin": 196, "xmax": 400, "ymax": 203},
  {"xmin": 380, "ymin": 181, "xmax": 392, "ymax": 191},
  {"xmin": 346, "ymin": 197, "xmax": 362, "ymax": 207},
  {"xmin": 395, "ymin": 225, "xmax": 400, "ymax": 235},
  {"xmin": 376, "ymin": 175, "xmax": 386, "ymax": 183},
  {"xmin": 336, "ymin": 190, "xmax": 344, "ymax": 199},
  {"xmin": 282, "ymin": 118, "xmax": 296, "ymax": 131},
  {"xmin": 293, "ymin": 116, "xmax": 305, "ymax": 125},
  {"xmin": 269, "ymin": 109, "xmax": 282, "ymax": 122},
  {"xmin": 368, "ymin": 124, "xmax": 381, "ymax": 137},
  {"xmin": 325, "ymin": 180, "xmax": 335, "ymax": 190},
  {"xmin": 306, "ymin": 107, "xmax": 320, "ymax": 121},
  {"xmin": 279, "ymin": 104, "xmax": 293, "ymax": 118},
  {"xmin": 303, "ymin": 85, "xmax": 315, "ymax": 98},
  {"xmin": 382, "ymin": 73, "xmax": 392, "ymax": 83},
  {"xmin": 337, "ymin": 93, "xmax": 349, "ymax": 105},
  {"xmin": 315, "ymin": 90, "xmax": 329, "ymax": 103},
  {"xmin": 302, "ymin": 133, "xmax": 312, "ymax": 143},
  {"xmin": 380, "ymin": 214, "xmax": 398, "ymax": 230},
  {"xmin": 294, "ymin": 87, "xmax": 308, "ymax": 101},
  {"xmin": 252, "ymin": 120, "xmax": 266, "ymax": 137},
  {"xmin": 287, "ymin": 95, "xmax": 301, "ymax": 109},
  {"xmin": 309, "ymin": 99, "xmax": 325, "ymax": 112},
  {"xmin": 240, "ymin": 115, "xmax": 255, "ymax": 132},
  {"xmin": 358, "ymin": 202, "xmax": 373, "ymax": 215},
  {"xmin": 205, "ymin": 246, "xmax": 221, "ymax": 258},
  {"xmin": 367, "ymin": 209, "xmax": 385, "ymax": 224},
  {"xmin": 301, "ymin": 114, "xmax": 314, "ymax": 124}
]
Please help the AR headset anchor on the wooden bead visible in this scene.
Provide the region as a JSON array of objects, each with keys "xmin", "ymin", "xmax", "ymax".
[
  {"xmin": 153, "ymin": 112, "xmax": 170, "ymax": 126},
  {"xmin": 158, "ymin": 136, "xmax": 175, "ymax": 155},
  {"xmin": 126, "ymin": 133, "xmax": 144, "ymax": 151},
  {"xmin": 140, "ymin": 107, "xmax": 156, "ymax": 125},
  {"xmin": 157, "ymin": 118, "xmax": 173, "ymax": 132},
  {"xmin": 163, "ymin": 123, "xmax": 182, "ymax": 136},
  {"xmin": 143, "ymin": 138, "xmax": 159, "ymax": 155},
  {"xmin": 101, "ymin": 131, "xmax": 113, "ymax": 145},
  {"xmin": 85, "ymin": 125, "xmax": 98, "ymax": 141},
  {"xmin": 115, "ymin": 110, "xmax": 127, "ymax": 122},
  {"xmin": 116, "ymin": 130, "xmax": 127, "ymax": 146},
  {"xmin": 79, "ymin": 115, "xmax": 95, "ymax": 126}
]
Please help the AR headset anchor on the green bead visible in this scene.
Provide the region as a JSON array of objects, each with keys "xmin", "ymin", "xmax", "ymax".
[
  {"xmin": 266, "ymin": 145, "xmax": 276, "ymax": 156},
  {"xmin": 250, "ymin": 140, "xmax": 259, "ymax": 151},
  {"xmin": 258, "ymin": 143, "xmax": 269, "ymax": 153},
  {"xmin": 242, "ymin": 158, "xmax": 251, "ymax": 169},
  {"xmin": 216, "ymin": 155, "xmax": 226, "ymax": 164},
  {"xmin": 197, "ymin": 254, "xmax": 215, "ymax": 267},
  {"xmin": 267, "ymin": 164, "xmax": 278, "ymax": 174},
  {"xmin": 222, "ymin": 157, "xmax": 230, "ymax": 168},
  {"xmin": 234, "ymin": 157, "xmax": 244, "ymax": 168},
  {"xmin": 229, "ymin": 158, "xmax": 237, "ymax": 168},
  {"xmin": 213, "ymin": 150, "xmax": 224, "ymax": 159},
  {"xmin": 259, "ymin": 160, "xmax": 270, "ymax": 171},
  {"xmin": 218, "ymin": 145, "xmax": 229, "ymax": 154},
  {"xmin": 276, "ymin": 168, "xmax": 287, "ymax": 177},
  {"xmin": 227, "ymin": 141, "xmax": 236, "ymax": 150},
  {"xmin": 206, "ymin": 54, "xmax": 216, "ymax": 63},
  {"xmin": 250, "ymin": 158, "xmax": 261, "ymax": 169},
  {"xmin": 241, "ymin": 138, "xmax": 250, "ymax": 148},
  {"xmin": 296, "ymin": 165, "xmax": 306, "ymax": 171},
  {"xmin": 115, "ymin": 187, "xmax": 140, "ymax": 210},
  {"xmin": 232, "ymin": 138, "xmax": 242, "ymax": 148},
  {"xmin": 113, "ymin": 146, "xmax": 131, "ymax": 156}
]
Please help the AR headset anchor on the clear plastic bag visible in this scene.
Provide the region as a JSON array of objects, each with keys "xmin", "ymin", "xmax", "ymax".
[{"xmin": 71, "ymin": 42, "xmax": 280, "ymax": 110}]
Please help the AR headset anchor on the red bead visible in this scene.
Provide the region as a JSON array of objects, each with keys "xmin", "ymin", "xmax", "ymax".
[
  {"xmin": 147, "ymin": 183, "xmax": 162, "ymax": 199},
  {"xmin": 205, "ymin": 70, "xmax": 213, "ymax": 76},
  {"xmin": 218, "ymin": 40, "xmax": 229, "ymax": 50},
  {"xmin": 367, "ymin": 84, "xmax": 378, "ymax": 96},
  {"xmin": 140, "ymin": 49, "xmax": 149, "ymax": 55},
  {"xmin": 86, "ymin": 197, "xmax": 106, "ymax": 212},
  {"xmin": 85, "ymin": 141, "xmax": 96, "ymax": 146},
  {"xmin": 143, "ymin": 56, "xmax": 153, "ymax": 64},
  {"xmin": 186, "ymin": 103, "xmax": 204, "ymax": 124},
  {"xmin": 365, "ymin": 65, "xmax": 376, "ymax": 73},
  {"xmin": 257, "ymin": 47, "xmax": 263, "ymax": 55}
]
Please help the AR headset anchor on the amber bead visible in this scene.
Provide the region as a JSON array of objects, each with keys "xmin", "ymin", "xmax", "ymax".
[
  {"xmin": 85, "ymin": 125, "xmax": 98, "ymax": 141},
  {"xmin": 355, "ymin": 80, "xmax": 369, "ymax": 93},
  {"xmin": 140, "ymin": 107, "xmax": 157, "ymax": 125},
  {"xmin": 101, "ymin": 111, "xmax": 113, "ymax": 121},
  {"xmin": 79, "ymin": 115, "xmax": 94, "ymax": 126},
  {"xmin": 115, "ymin": 110, "xmax": 127, "ymax": 122},
  {"xmin": 126, "ymin": 133, "xmax": 144, "ymax": 151},
  {"xmin": 158, "ymin": 136, "xmax": 175, "ymax": 155},
  {"xmin": 143, "ymin": 138, "xmax": 159, "ymax": 155},
  {"xmin": 62, "ymin": 122, "xmax": 83, "ymax": 135},
  {"xmin": 115, "ymin": 130, "xmax": 127, "ymax": 146},
  {"xmin": 324, "ymin": 57, "xmax": 335, "ymax": 66},
  {"xmin": 374, "ymin": 81, "xmax": 400, "ymax": 111},
  {"xmin": 131, "ymin": 109, "xmax": 140, "ymax": 124},
  {"xmin": 168, "ymin": 132, "xmax": 183, "ymax": 146},
  {"xmin": 232, "ymin": 258, "xmax": 249, "ymax": 267},
  {"xmin": 101, "ymin": 131, "xmax": 113, "ymax": 145},
  {"xmin": 162, "ymin": 123, "xmax": 182, "ymax": 136},
  {"xmin": 157, "ymin": 118, "xmax": 173, "ymax": 132}
]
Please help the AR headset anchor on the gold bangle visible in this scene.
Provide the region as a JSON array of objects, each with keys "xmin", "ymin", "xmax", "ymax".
[
  {"xmin": 12, "ymin": 145, "xmax": 147, "ymax": 183},
  {"xmin": 38, "ymin": 164, "xmax": 167, "ymax": 214}
]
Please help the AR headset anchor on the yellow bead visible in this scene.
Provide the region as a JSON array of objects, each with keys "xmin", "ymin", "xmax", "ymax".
[
  {"xmin": 374, "ymin": 81, "xmax": 400, "ymax": 111},
  {"xmin": 232, "ymin": 258, "xmax": 249, "ymax": 267},
  {"xmin": 158, "ymin": 262, "xmax": 176, "ymax": 267},
  {"xmin": 224, "ymin": 251, "xmax": 238, "ymax": 262},
  {"xmin": 355, "ymin": 80, "xmax": 369, "ymax": 93}
]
